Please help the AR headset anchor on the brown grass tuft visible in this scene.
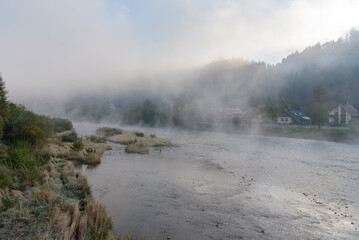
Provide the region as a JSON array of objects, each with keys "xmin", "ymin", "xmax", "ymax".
[{"xmin": 34, "ymin": 189, "xmax": 55, "ymax": 203}]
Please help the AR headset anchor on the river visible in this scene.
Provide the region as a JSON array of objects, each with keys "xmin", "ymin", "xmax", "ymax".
[{"xmin": 74, "ymin": 123, "xmax": 359, "ymax": 240}]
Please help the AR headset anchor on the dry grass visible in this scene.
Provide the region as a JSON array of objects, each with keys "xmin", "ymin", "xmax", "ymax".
[
  {"xmin": 106, "ymin": 130, "xmax": 171, "ymax": 147},
  {"xmin": 34, "ymin": 189, "xmax": 55, "ymax": 203},
  {"xmin": 125, "ymin": 142, "xmax": 149, "ymax": 154},
  {"xmin": 0, "ymin": 157, "xmax": 157, "ymax": 239},
  {"xmin": 78, "ymin": 201, "xmax": 113, "ymax": 240},
  {"xmin": 43, "ymin": 137, "xmax": 110, "ymax": 165}
]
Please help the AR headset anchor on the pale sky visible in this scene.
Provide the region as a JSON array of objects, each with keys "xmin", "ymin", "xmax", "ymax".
[{"xmin": 0, "ymin": 0, "xmax": 359, "ymax": 102}]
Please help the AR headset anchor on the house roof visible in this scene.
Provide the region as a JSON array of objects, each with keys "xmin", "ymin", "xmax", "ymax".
[
  {"xmin": 339, "ymin": 104, "xmax": 358, "ymax": 117},
  {"xmin": 283, "ymin": 109, "xmax": 311, "ymax": 124}
]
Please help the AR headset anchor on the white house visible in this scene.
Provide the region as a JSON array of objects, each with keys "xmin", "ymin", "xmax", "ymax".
[{"xmin": 329, "ymin": 103, "xmax": 358, "ymax": 125}]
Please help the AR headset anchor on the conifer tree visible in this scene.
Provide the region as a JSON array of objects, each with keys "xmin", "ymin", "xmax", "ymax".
[{"xmin": 0, "ymin": 75, "xmax": 9, "ymax": 121}]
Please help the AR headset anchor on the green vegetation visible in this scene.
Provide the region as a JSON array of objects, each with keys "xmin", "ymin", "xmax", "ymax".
[
  {"xmin": 70, "ymin": 140, "xmax": 84, "ymax": 152},
  {"xmin": 259, "ymin": 97, "xmax": 291, "ymax": 122},
  {"xmin": 53, "ymin": 117, "xmax": 73, "ymax": 133},
  {"xmin": 88, "ymin": 135, "xmax": 107, "ymax": 143},
  {"xmin": 3, "ymin": 103, "xmax": 54, "ymax": 146},
  {"xmin": 307, "ymin": 85, "xmax": 333, "ymax": 128},
  {"xmin": 248, "ymin": 124, "xmax": 355, "ymax": 143},
  {"xmin": 124, "ymin": 99, "xmax": 169, "ymax": 126},
  {"xmin": 96, "ymin": 127, "xmax": 123, "ymax": 137},
  {"xmin": 61, "ymin": 131, "xmax": 78, "ymax": 142},
  {"xmin": 0, "ymin": 76, "xmax": 126, "ymax": 239},
  {"xmin": 134, "ymin": 131, "xmax": 144, "ymax": 137}
]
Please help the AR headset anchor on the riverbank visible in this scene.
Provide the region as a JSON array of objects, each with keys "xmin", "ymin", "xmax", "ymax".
[
  {"xmin": 243, "ymin": 124, "xmax": 359, "ymax": 143},
  {"xmin": 0, "ymin": 129, "xmax": 155, "ymax": 239}
]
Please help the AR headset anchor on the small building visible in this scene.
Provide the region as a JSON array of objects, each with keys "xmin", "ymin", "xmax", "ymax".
[
  {"xmin": 329, "ymin": 103, "xmax": 358, "ymax": 125},
  {"xmin": 277, "ymin": 109, "xmax": 311, "ymax": 125}
]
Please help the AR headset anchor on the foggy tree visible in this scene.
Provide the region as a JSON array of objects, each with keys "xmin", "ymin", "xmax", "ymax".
[
  {"xmin": 0, "ymin": 75, "xmax": 9, "ymax": 119},
  {"xmin": 0, "ymin": 75, "xmax": 9, "ymax": 139},
  {"xmin": 259, "ymin": 97, "xmax": 291, "ymax": 122},
  {"xmin": 142, "ymin": 99, "xmax": 156, "ymax": 126},
  {"xmin": 61, "ymin": 29, "xmax": 359, "ymax": 128},
  {"xmin": 307, "ymin": 85, "xmax": 333, "ymax": 128}
]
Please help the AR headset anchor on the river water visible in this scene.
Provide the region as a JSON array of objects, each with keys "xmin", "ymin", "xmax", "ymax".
[{"xmin": 74, "ymin": 123, "xmax": 359, "ymax": 240}]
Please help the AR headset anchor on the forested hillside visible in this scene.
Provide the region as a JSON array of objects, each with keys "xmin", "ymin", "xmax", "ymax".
[{"xmin": 62, "ymin": 29, "xmax": 359, "ymax": 127}]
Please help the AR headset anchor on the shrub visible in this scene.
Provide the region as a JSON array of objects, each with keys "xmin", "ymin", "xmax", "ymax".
[
  {"xmin": 86, "ymin": 148, "xmax": 96, "ymax": 154},
  {"xmin": 134, "ymin": 131, "xmax": 144, "ymax": 137},
  {"xmin": 0, "ymin": 144, "xmax": 7, "ymax": 161},
  {"xmin": 1, "ymin": 195, "xmax": 18, "ymax": 210},
  {"xmin": 5, "ymin": 142, "xmax": 34, "ymax": 169},
  {"xmin": 0, "ymin": 166, "xmax": 12, "ymax": 189},
  {"xmin": 41, "ymin": 150, "xmax": 51, "ymax": 162},
  {"xmin": 88, "ymin": 135, "xmax": 106, "ymax": 143},
  {"xmin": 17, "ymin": 164, "xmax": 41, "ymax": 189},
  {"xmin": 53, "ymin": 118, "xmax": 73, "ymax": 133},
  {"xmin": 3, "ymin": 107, "xmax": 54, "ymax": 146},
  {"xmin": 61, "ymin": 131, "xmax": 78, "ymax": 142},
  {"xmin": 4, "ymin": 142, "xmax": 42, "ymax": 189},
  {"xmin": 95, "ymin": 127, "xmax": 122, "ymax": 137},
  {"xmin": 71, "ymin": 141, "xmax": 84, "ymax": 152}
]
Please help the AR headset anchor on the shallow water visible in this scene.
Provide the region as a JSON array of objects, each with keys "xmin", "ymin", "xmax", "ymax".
[{"xmin": 74, "ymin": 123, "xmax": 359, "ymax": 240}]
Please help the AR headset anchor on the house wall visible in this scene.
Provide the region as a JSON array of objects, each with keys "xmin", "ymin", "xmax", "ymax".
[
  {"xmin": 329, "ymin": 105, "xmax": 352, "ymax": 125},
  {"xmin": 329, "ymin": 105, "xmax": 340, "ymax": 124},
  {"xmin": 277, "ymin": 117, "xmax": 292, "ymax": 124},
  {"xmin": 346, "ymin": 112, "xmax": 351, "ymax": 124}
]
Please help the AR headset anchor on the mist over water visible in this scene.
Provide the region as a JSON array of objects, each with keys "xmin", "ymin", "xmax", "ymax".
[
  {"xmin": 2, "ymin": 1, "xmax": 359, "ymax": 239},
  {"xmin": 75, "ymin": 123, "xmax": 359, "ymax": 239}
]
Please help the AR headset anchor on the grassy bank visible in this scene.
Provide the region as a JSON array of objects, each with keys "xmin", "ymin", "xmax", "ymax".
[
  {"xmin": 0, "ymin": 140, "xmax": 151, "ymax": 240},
  {"xmin": 240, "ymin": 124, "xmax": 359, "ymax": 143},
  {"xmin": 44, "ymin": 130, "xmax": 111, "ymax": 165},
  {"xmin": 0, "ymin": 77, "xmax": 153, "ymax": 239},
  {"xmin": 0, "ymin": 140, "xmax": 116, "ymax": 239}
]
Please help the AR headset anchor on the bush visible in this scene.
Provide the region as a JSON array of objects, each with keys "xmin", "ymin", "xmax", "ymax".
[
  {"xmin": 5, "ymin": 143, "xmax": 42, "ymax": 189},
  {"xmin": 53, "ymin": 118, "xmax": 73, "ymax": 133},
  {"xmin": 22, "ymin": 126, "xmax": 46, "ymax": 146},
  {"xmin": 134, "ymin": 131, "xmax": 144, "ymax": 137},
  {"xmin": 0, "ymin": 166, "xmax": 12, "ymax": 189},
  {"xmin": 86, "ymin": 148, "xmax": 96, "ymax": 154},
  {"xmin": 88, "ymin": 135, "xmax": 106, "ymax": 143},
  {"xmin": 17, "ymin": 164, "xmax": 41, "ymax": 189},
  {"xmin": 3, "ymin": 104, "xmax": 54, "ymax": 146},
  {"xmin": 61, "ymin": 131, "xmax": 78, "ymax": 142},
  {"xmin": 71, "ymin": 141, "xmax": 84, "ymax": 152},
  {"xmin": 1, "ymin": 195, "xmax": 18, "ymax": 210},
  {"xmin": 5, "ymin": 142, "xmax": 34, "ymax": 169},
  {"xmin": 95, "ymin": 127, "xmax": 122, "ymax": 137}
]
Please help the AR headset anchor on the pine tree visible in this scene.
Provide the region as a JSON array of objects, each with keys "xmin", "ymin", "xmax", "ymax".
[
  {"xmin": 308, "ymin": 85, "xmax": 333, "ymax": 129},
  {"xmin": 0, "ymin": 75, "xmax": 10, "ymax": 140},
  {"xmin": 0, "ymin": 75, "xmax": 9, "ymax": 121}
]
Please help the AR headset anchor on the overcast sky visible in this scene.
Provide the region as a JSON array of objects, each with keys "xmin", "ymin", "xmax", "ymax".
[{"xmin": 1, "ymin": 0, "xmax": 359, "ymax": 102}]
